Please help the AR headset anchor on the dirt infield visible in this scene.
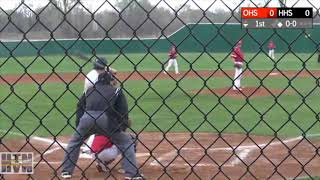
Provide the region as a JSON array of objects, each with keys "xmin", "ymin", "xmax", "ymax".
[
  {"xmin": 1, "ymin": 132, "xmax": 320, "ymax": 180},
  {"xmin": 191, "ymin": 87, "xmax": 293, "ymax": 98},
  {"xmin": 0, "ymin": 70, "xmax": 319, "ymax": 85}
]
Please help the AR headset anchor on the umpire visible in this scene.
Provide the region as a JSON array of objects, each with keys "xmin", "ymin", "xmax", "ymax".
[{"xmin": 61, "ymin": 71, "xmax": 143, "ymax": 179}]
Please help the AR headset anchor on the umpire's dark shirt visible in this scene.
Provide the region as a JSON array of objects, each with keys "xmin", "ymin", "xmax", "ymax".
[{"xmin": 81, "ymin": 82, "xmax": 129, "ymax": 132}]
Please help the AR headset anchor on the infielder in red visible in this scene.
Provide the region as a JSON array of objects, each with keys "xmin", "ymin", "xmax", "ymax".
[
  {"xmin": 268, "ymin": 40, "xmax": 276, "ymax": 60},
  {"xmin": 231, "ymin": 40, "xmax": 245, "ymax": 91},
  {"xmin": 164, "ymin": 45, "xmax": 180, "ymax": 74}
]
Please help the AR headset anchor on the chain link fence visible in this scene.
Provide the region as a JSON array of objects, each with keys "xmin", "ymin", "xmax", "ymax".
[{"xmin": 1, "ymin": 0, "xmax": 320, "ymax": 179}]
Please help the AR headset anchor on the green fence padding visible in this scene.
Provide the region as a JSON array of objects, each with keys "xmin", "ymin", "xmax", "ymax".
[{"xmin": 0, "ymin": 23, "xmax": 319, "ymax": 57}]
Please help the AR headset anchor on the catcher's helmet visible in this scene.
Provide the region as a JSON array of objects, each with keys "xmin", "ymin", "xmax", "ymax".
[{"xmin": 93, "ymin": 57, "xmax": 108, "ymax": 70}]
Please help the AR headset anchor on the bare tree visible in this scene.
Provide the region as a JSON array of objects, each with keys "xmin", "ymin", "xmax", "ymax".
[{"xmin": 51, "ymin": 0, "xmax": 77, "ymax": 13}]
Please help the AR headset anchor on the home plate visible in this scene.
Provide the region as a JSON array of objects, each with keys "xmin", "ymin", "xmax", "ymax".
[
  {"xmin": 136, "ymin": 153, "xmax": 150, "ymax": 157},
  {"xmin": 79, "ymin": 152, "xmax": 150, "ymax": 159},
  {"xmin": 80, "ymin": 152, "xmax": 93, "ymax": 159},
  {"xmin": 269, "ymin": 72, "xmax": 279, "ymax": 76}
]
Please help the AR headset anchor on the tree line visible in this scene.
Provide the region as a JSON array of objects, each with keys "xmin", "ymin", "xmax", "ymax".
[{"xmin": 0, "ymin": 0, "xmax": 318, "ymax": 40}]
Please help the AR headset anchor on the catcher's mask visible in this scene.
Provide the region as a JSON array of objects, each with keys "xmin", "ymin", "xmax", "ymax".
[
  {"xmin": 94, "ymin": 57, "xmax": 108, "ymax": 70},
  {"xmin": 97, "ymin": 71, "xmax": 114, "ymax": 85}
]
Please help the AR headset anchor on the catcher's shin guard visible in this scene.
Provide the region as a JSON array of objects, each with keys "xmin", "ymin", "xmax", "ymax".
[{"xmin": 129, "ymin": 134, "xmax": 138, "ymax": 153}]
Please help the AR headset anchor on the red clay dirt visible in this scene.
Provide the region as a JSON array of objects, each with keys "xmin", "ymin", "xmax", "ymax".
[
  {"xmin": 1, "ymin": 132, "xmax": 320, "ymax": 180},
  {"xmin": 0, "ymin": 70, "xmax": 319, "ymax": 85},
  {"xmin": 192, "ymin": 87, "xmax": 293, "ymax": 98}
]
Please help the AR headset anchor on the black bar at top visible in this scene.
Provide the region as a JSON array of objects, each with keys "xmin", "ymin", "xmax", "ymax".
[{"xmin": 277, "ymin": 8, "xmax": 313, "ymax": 18}]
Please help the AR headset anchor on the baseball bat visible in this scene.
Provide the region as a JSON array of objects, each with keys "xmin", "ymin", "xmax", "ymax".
[
  {"xmin": 69, "ymin": 51, "xmax": 95, "ymax": 63},
  {"xmin": 69, "ymin": 51, "xmax": 117, "ymax": 74}
]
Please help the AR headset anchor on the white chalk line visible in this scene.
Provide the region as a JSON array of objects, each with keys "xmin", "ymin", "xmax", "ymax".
[
  {"xmin": 0, "ymin": 130, "xmax": 150, "ymax": 161},
  {"xmin": 155, "ymin": 163, "xmax": 230, "ymax": 168},
  {"xmin": 165, "ymin": 147, "xmax": 252, "ymax": 167},
  {"xmin": 136, "ymin": 153, "xmax": 150, "ymax": 157},
  {"xmin": 2, "ymin": 130, "xmax": 320, "ymax": 169},
  {"xmin": 229, "ymin": 149, "xmax": 252, "ymax": 166},
  {"xmin": 31, "ymin": 136, "xmax": 150, "ymax": 159},
  {"xmin": 38, "ymin": 161, "xmax": 61, "ymax": 164},
  {"xmin": 149, "ymin": 148, "xmax": 238, "ymax": 167},
  {"xmin": 269, "ymin": 72, "xmax": 279, "ymax": 76},
  {"xmin": 0, "ymin": 130, "xmax": 64, "ymax": 159},
  {"xmin": 33, "ymin": 147, "xmax": 62, "ymax": 161},
  {"xmin": 149, "ymin": 134, "xmax": 320, "ymax": 167},
  {"xmin": 150, "ymin": 150, "xmax": 176, "ymax": 166},
  {"xmin": 179, "ymin": 136, "xmax": 305, "ymax": 151}
]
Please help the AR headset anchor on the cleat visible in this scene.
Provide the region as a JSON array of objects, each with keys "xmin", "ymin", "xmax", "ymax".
[{"xmin": 61, "ymin": 172, "xmax": 72, "ymax": 179}]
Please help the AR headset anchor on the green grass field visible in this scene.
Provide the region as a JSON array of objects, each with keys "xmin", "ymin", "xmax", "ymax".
[
  {"xmin": 1, "ymin": 52, "xmax": 320, "ymax": 139},
  {"xmin": 0, "ymin": 52, "xmax": 319, "ymax": 75}
]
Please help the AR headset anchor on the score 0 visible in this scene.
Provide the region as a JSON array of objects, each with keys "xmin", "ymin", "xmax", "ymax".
[
  {"xmin": 241, "ymin": 8, "xmax": 278, "ymax": 19},
  {"xmin": 268, "ymin": 8, "xmax": 277, "ymax": 18}
]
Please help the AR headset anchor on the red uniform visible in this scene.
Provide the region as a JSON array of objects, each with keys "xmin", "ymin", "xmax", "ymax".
[
  {"xmin": 231, "ymin": 46, "xmax": 244, "ymax": 63},
  {"xmin": 91, "ymin": 135, "xmax": 113, "ymax": 153},
  {"xmin": 268, "ymin": 42, "xmax": 276, "ymax": 49},
  {"xmin": 169, "ymin": 49, "xmax": 177, "ymax": 59}
]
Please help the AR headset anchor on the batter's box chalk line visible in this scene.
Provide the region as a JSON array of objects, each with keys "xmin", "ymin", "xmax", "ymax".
[
  {"xmin": 31, "ymin": 136, "xmax": 150, "ymax": 159},
  {"xmin": 149, "ymin": 147, "xmax": 251, "ymax": 167},
  {"xmin": 2, "ymin": 130, "xmax": 320, "ymax": 167},
  {"xmin": 0, "ymin": 130, "xmax": 151, "ymax": 164},
  {"xmin": 149, "ymin": 134, "xmax": 318, "ymax": 168}
]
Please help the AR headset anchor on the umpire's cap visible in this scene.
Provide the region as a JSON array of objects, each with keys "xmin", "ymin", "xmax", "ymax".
[
  {"xmin": 97, "ymin": 71, "xmax": 114, "ymax": 84},
  {"xmin": 93, "ymin": 57, "xmax": 107, "ymax": 70}
]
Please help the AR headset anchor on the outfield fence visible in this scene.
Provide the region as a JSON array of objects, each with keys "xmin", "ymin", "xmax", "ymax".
[
  {"xmin": 1, "ymin": 23, "xmax": 320, "ymax": 57},
  {"xmin": 1, "ymin": 0, "xmax": 320, "ymax": 179}
]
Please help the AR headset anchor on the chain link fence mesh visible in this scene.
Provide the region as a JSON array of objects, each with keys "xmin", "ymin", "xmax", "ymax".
[{"xmin": 0, "ymin": 0, "xmax": 320, "ymax": 179}]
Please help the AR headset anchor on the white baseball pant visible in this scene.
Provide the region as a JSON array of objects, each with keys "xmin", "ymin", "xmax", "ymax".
[
  {"xmin": 233, "ymin": 63, "xmax": 243, "ymax": 90},
  {"xmin": 165, "ymin": 59, "xmax": 179, "ymax": 74},
  {"xmin": 268, "ymin": 49, "xmax": 275, "ymax": 59}
]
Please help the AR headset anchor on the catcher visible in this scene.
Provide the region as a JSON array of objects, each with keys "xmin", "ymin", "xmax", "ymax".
[{"xmin": 90, "ymin": 129, "xmax": 137, "ymax": 174}]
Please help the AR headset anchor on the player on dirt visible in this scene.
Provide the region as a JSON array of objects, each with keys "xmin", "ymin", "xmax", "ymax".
[
  {"xmin": 82, "ymin": 57, "xmax": 117, "ymax": 155},
  {"xmin": 61, "ymin": 71, "xmax": 143, "ymax": 179},
  {"xmin": 77, "ymin": 70, "xmax": 122, "ymax": 173},
  {"xmin": 164, "ymin": 45, "xmax": 180, "ymax": 74},
  {"xmin": 231, "ymin": 40, "xmax": 245, "ymax": 91}
]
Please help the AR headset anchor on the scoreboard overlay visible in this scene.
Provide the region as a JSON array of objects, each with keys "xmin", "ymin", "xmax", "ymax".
[{"xmin": 241, "ymin": 8, "xmax": 313, "ymax": 29}]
